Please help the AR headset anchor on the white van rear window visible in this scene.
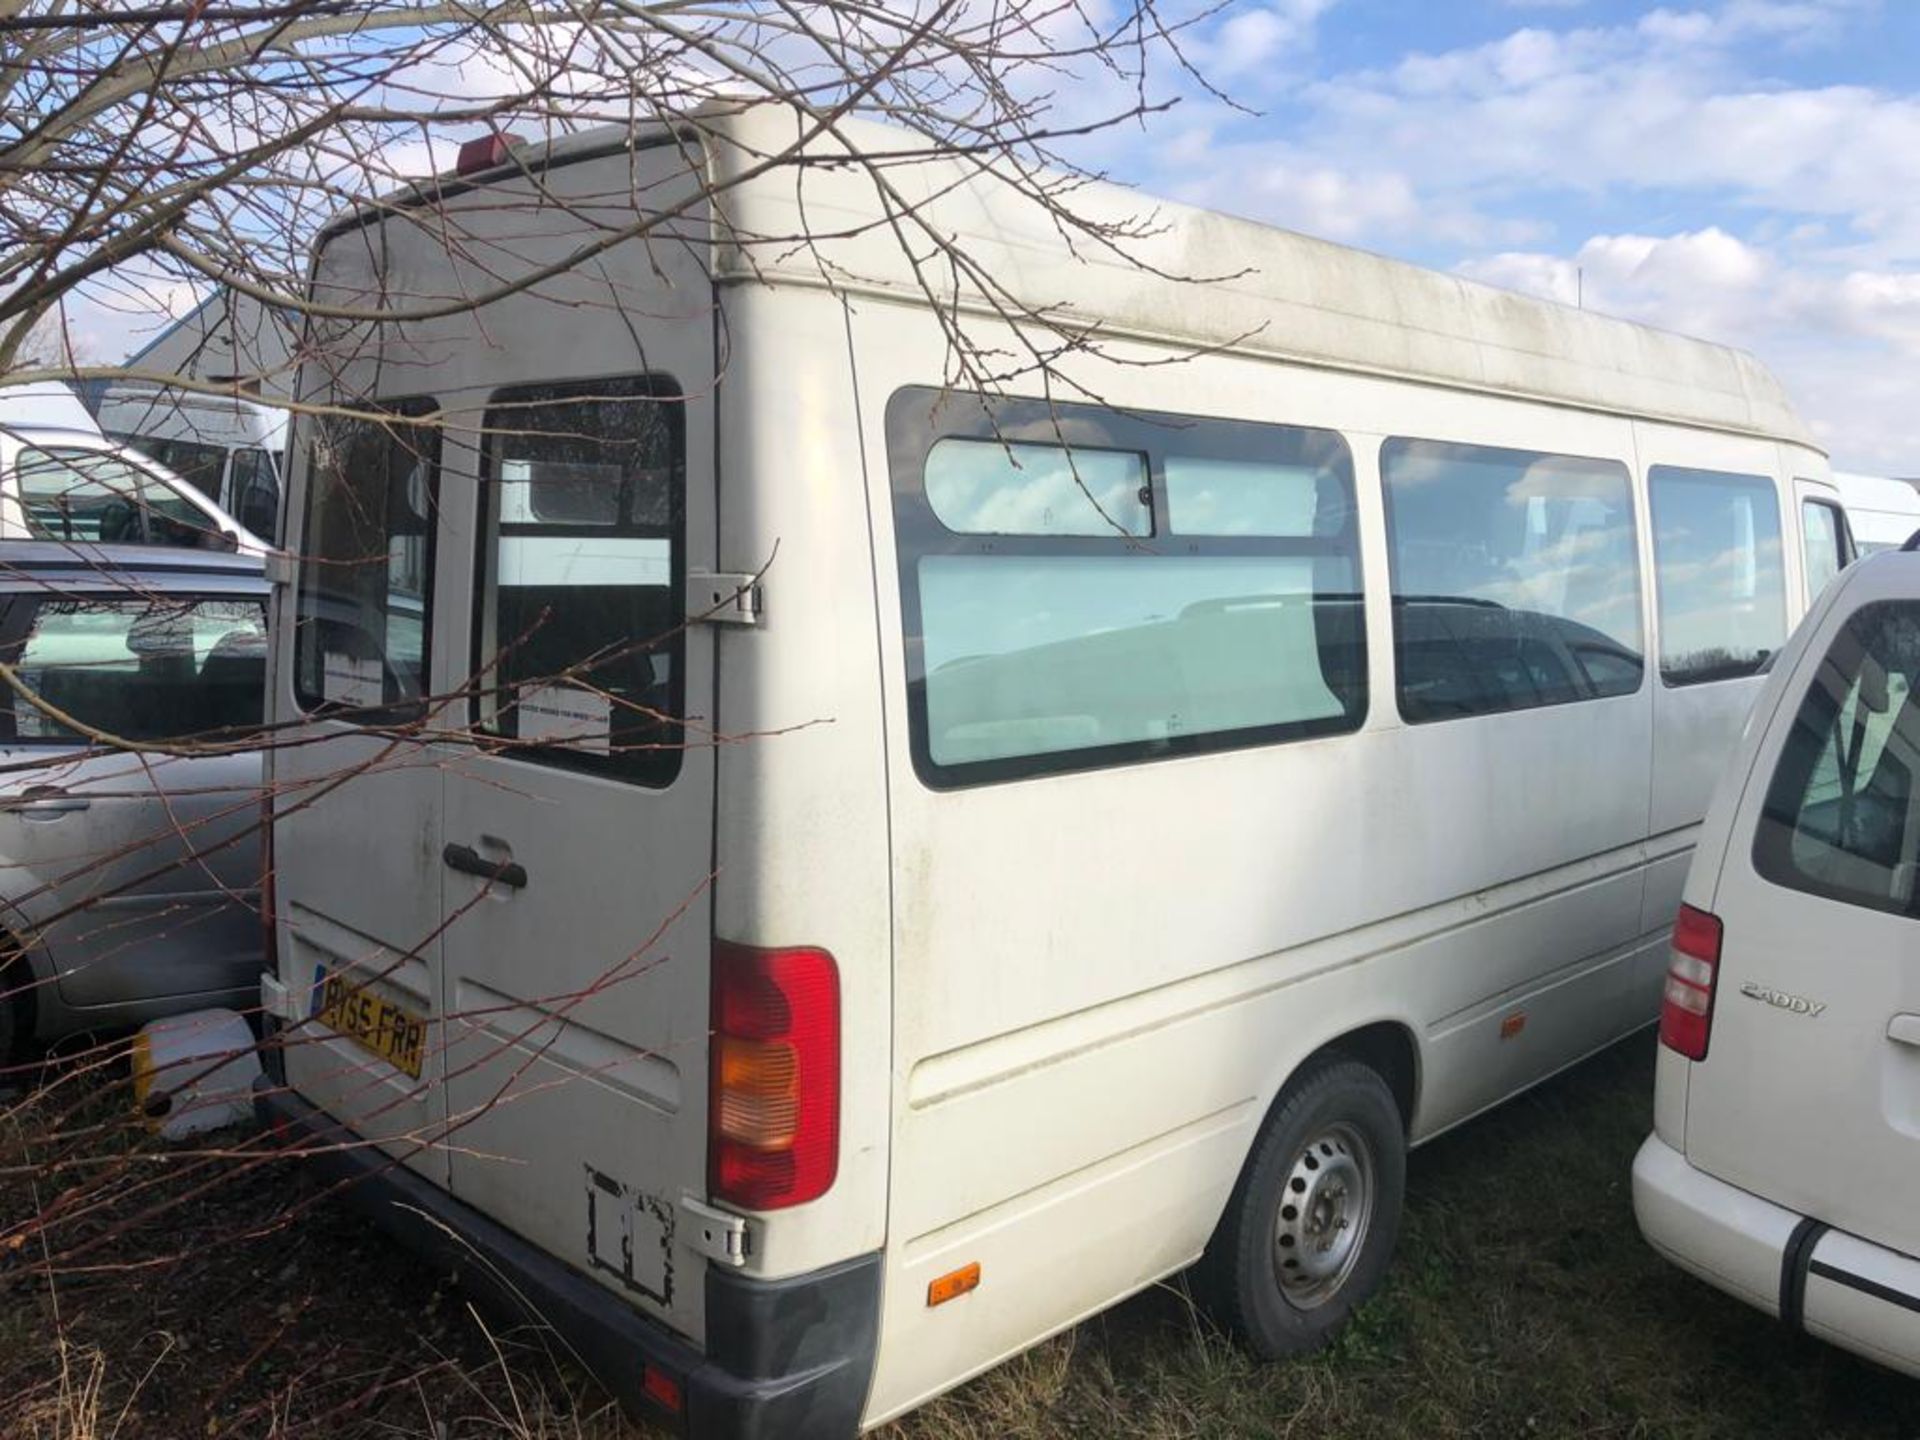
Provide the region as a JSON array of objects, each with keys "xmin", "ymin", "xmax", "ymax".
[
  {"xmin": 1755, "ymin": 600, "xmax": 1920, "ymax": 920},
  {"xmin": 473, "ymin": 376, "xmax": 684, "ymax": 788},
  {"xmin": 292, "ymin": 400, "xmax": 438, "ymax": 718}
]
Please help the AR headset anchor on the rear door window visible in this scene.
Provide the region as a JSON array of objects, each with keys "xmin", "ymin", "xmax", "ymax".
[
  {"xmin": 0, "ymin": 594, "xmax": 266, "ymax": 742},
  {"xmin": 473, "ymin": 376, "xmax": 684, "ymax": 787},
  {"xmin": 292, "ymin": 400, "xmax": 438, "ymax": 718},
  {"xmin": 1754, "ymin": 600, "xmax": 1920, "ymax": 919}
]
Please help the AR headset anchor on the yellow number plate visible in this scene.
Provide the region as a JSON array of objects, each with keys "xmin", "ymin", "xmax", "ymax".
[{"xmin": 314, "ymin": 970, "xmax": 426, "ymax": 1080}]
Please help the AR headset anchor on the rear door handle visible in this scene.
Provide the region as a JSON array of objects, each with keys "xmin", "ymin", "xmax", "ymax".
[
  {"xmin": 442, "ymin": 843, "xmax": 527, "ymax": 890},
  {"xmin": 10, "ymin": 787, "xmax": 91, "ymax": 818},
  {"xmin": 1888, "ymin": 1015, "xmax": 1920, "ymax": 1048}
]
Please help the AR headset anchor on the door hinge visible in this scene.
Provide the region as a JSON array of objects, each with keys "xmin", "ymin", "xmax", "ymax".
[
  {"xmin": 679, "ymin": 1195, "xmax": 751, "ymax": 1266},
  {"xmin": 686, "ymin": 571, "xmax": 762, "ymax": 628},
  {"xmin": 263, "ymin": 549, "xmax": 296, "ymax": 587}
]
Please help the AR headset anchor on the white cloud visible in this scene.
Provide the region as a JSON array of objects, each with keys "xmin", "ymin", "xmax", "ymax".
[{"xmin": 1195, "ymin": 0, "xmax": 1338, "ymax": 81}]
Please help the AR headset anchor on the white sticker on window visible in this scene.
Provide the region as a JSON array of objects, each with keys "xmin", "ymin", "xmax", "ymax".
[
  {"xmin": 516, "ymin": 683, "xmax": 611, "ymax": 753},
  {"xmin": 322, "ymin": 653, "xmax": 383, "ymax": 707}
]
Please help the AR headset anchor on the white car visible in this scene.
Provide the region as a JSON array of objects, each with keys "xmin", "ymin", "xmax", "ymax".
[
  {"xmin": 0, "ymin": 421, "xmax": 267, "ymax": 554},
  {"xmin": 1634, "ymin": 536, "xmax": 1920, "ymax": 1379}
]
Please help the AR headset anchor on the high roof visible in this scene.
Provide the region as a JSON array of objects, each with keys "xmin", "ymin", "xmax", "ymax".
[{"xmin": 344, "ymin": 102, "xmax": 1818, "ymax": 450}]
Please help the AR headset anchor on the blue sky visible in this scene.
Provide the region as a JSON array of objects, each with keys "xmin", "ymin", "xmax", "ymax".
[{"xmin": 1069, "ymin": 0, "xmax": 1920, "ymax": 473}]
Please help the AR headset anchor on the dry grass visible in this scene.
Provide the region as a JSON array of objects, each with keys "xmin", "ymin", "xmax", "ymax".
[{"xmin": 4, "ymin": 1036, "xmax": 1919, "ymax": 1438}]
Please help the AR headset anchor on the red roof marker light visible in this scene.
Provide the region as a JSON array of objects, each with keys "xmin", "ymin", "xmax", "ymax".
[{"xmin": 455, "ymin": 133, "xmax": 520, "ymax": 176}]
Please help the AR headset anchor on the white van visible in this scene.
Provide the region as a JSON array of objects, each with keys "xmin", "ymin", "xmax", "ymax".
[
  {"xmin": 1833, "ymin": 472, "xmax": 1920, "ymax": 556},
  {"xmin": 95, "ymin": 384, "xmax": 284, "ymax": 538},
  {"xmin": 259, "ymin": 104, "xmax": 1846, "ymax": 1436},
  {"xmin": 1634, "ymin": 539, "xmax": 1920, "ymax": 1378}
]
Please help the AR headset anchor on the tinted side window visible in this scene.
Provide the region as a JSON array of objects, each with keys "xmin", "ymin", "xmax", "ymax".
[
  {"xmin": 0, "ymin": 595, "xmax": 266, "ymax": 742},
  {"xmin": 891, "ymin": 388, "xmax": 1364, "ymax": 787},
  {"xmin": 1754, "ymin": 601, "xmax": 1920, "ymax": 920},
  {"xmin": 1650, "ymin": 466, "xmax": 1786, "ymax": 685},
  {"xmin": 1801, "ymin": 498, "xmax": 1848, "ymax": 599},
  {"xmin": 292, "ymin": 401, "xmax": 438, "ymax": 718},
  {"xmin": 473, "ymin": 376, "xmax": 684, "ymax": 788},
  {"xmin": 1381, "ymin": 438, "xmax": 1643, "ymax": 723}
]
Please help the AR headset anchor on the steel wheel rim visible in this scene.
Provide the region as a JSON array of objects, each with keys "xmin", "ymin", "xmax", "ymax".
[{"xmin": 1273, "ymin": 1120, "xmax": 1374, "ymax": 1309}]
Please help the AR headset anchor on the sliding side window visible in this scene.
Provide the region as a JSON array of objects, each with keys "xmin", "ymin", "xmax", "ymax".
[
  {"xmin": 1382, "ymin": 439, "xmax": 1643, "ymax": 723},
  {"xmin": 293, "ymin": 398, "xmax": 439, "ymax": 719},
  {"xmin": 1649, "ymin": 466, "xmax": 1786, "ymax": 685},
  {"xmin": 473, "ymin": 376, "xmax": 684, "ymax": 788},
  {"xmin": 890, "ymin": 388, "xmax": 1364, "ymax": 787}
]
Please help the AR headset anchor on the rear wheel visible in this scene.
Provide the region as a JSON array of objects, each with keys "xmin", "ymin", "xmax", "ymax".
[{"xmin": 1197, "ymin": 1056, "xmax": 1406, "ymax": 1357}]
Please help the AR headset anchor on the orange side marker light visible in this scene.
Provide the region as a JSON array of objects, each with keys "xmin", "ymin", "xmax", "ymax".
[
  {"xmin": 1500, "ymin": 1011, "xmax": 1527, "ymax": 1041},
  {"xmin": 928, "ymin": 1262, "xmax": 982, "ymax": 1308}
]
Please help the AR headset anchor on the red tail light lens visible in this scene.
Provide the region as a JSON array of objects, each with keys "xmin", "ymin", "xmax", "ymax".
[
  {"xmin": 710, "ymin": 942, "xmax": 839, "ymax": 1210},
  {"xmin": 1659, "ymin": 904, "xmax": 1723, "ymax": 1061}
]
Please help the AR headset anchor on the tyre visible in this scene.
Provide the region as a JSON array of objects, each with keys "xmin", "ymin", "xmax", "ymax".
[{"xmin": 1196, "ymin": 1055, "xmax": 1406, "ymax": 1358}]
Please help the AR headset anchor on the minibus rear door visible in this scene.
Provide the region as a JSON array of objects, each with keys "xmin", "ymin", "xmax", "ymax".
[{"xmin": 434, "ymin": 362, "xmax": 718, "ymax": 1345}]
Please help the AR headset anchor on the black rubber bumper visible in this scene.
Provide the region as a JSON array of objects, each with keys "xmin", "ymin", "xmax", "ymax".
[{"xmin": 254, "ymin": 1082, "xmax": 880, "ymax": 1439}]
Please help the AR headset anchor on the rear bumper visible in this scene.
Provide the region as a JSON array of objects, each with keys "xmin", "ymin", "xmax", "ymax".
[
  {"xmin": 255, "ymin": 1081, "xmax": 880, "ymax": 1439},
  {"xmin": 1633, "ymin": 1132, "xmax": 1920, "ymax": 1379}
]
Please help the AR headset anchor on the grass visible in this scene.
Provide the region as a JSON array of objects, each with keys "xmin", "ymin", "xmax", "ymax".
[{"xmin": 4, "ymin": 1034, "xmax": 1918, "ymax": 1437}]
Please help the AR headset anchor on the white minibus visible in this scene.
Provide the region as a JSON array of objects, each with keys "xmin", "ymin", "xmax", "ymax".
[
  {"xmin": 259, "ymin": 104, "xmax": 1844, "ymax": 1437},
  {"xmin": 95, "ymin": 383, "xmax": 285, "ymax": 538}
]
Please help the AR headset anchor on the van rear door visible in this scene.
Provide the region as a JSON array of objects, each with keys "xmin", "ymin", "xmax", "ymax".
[
  {"xmin": 275, "ymin": 402, "xmax": 454, "ymax": 1186},
  {"xmin": 395, "ymin": 142, "xmax": 721, "ymax": 1346},
  {"xmin": 280, "ymin": 136, "xmax": 722, "ymax": 1343},
  {"xmin": 1686, "ymin": 556, "xmax": 1920, "ymax": 1260},
  {"xmin": 435, "ymin": 369, "xmax": 717, "ymax": 1344}
]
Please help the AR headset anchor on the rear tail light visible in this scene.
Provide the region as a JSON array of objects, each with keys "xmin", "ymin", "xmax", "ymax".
[
  {"xmin": 1659, "ymin": 904, "xmax": 1723, "ymax": 1061},
  {"xmin": 710, "ymin": 942, "xmax": 839, "ymax": 1210}
]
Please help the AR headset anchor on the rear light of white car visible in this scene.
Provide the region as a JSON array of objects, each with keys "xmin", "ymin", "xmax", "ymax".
[
  {"xmin": 710, "ymin": 941, "xmax": 840, "ymax": 1210},
  {"xmin": 1659, "ymin": 904, "xmax": 1723, "ymax": 1061}
]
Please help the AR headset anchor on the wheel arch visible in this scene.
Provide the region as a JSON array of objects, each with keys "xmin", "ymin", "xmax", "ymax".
[{"xmin": 1318, "ymin": 1020, "xmax": 1420, "ymax": 1135}]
